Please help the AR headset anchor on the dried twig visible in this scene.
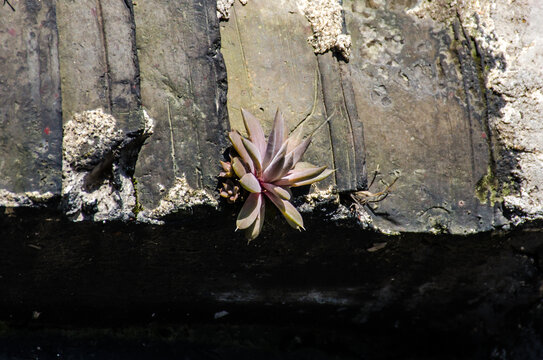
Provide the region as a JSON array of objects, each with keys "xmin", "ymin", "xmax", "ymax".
[
  {"xmin": 350, "ymin": 165, "xmax": 400, "ymax": 214},
  {"xmin": 3, "ymin": 0, "xmax": 15, "ymax": 11}
]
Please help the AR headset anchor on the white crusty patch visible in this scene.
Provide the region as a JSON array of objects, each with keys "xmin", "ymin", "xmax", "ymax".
[
  {"xmin": 0, "ymin": 190, "xmax": 55, "ymax": 208},
  {"xmin": 63, "ymin": 108, "xmax": 123, "ymax": 168},
  {"xmin": 62, "ymin": 108, "xmax": 154, "ymax": 222},
  {"xmin": 217, "ymin": 0, "xmax": 248, "ymax": 20},
  {"xmin": 299, "ymin": 0, "xmax": 352, "ymax": 59},
  {"xmin": 148, "ymin": 176, "xmax": 218, "ymax": 219}
]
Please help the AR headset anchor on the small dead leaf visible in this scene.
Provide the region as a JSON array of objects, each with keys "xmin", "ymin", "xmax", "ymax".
[{"xmin": 367, "ymin": 242, "xmax": 388, "ymax": 252}]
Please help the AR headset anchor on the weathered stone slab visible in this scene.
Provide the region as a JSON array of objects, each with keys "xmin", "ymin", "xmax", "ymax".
[
  {"xmin": 318, "ymin": 52, "xmax": 366, "ymax": 191},
  {"xmin": 56, "ymin": 0, "xmax": 141, "ymax": 129},
  {"xmin": 0, "ymin": 0, "xmax": 62, "ymax": 205},
  {"xmin": 133, "ymin": 0, "xmax": 229, "ymax": 209},
  {"xmin": 219, "ymin": 0, "xmax": 366, "ymax": 192},
  {"xmin": 344, "ymin": 1, "xmax": 504, "ymax": 234},
  {"xmin": 56, "ymin": 0, "xmax": 151, "ymax": 221}
]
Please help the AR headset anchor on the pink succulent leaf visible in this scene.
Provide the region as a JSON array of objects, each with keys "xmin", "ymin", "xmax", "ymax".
[
  {"xmin": 231, "ymin": 156, "xmax": 247, "ymax": 178},
  {"xmin": 261, "ymin": 143, "xmax": 288, "ymax": 182},
  {"xmin": 241, "ymin": 109, "xmax": 267, "ymax": 155},
  {"xmin": 263, "ymin": 109, "xmax": 286, "ymax": 167},
  {"xmin": 245, "ymin": 198, "xmax": 266, "ymax": 241},
  {"xmin": 241, "ymin": 137, "xmax": 263, "ymax": 174},
  {"xmin": 236, "ymin": 193, "xmax": 262, "ymax": 230},
  {"xmin": 229, "ymin": 131, "xmax": 254, "ymax": 173},
  {"xmin": 290, "ymin": 168, "xmax": 334, "ymax": 187},
  {"xmin": 261, "ymin": 182, "xmax": 291, "ymax": 200},
  {"xmin": 239, "ymin": 172, "xmax": 262, "ymax": 193},
  {"xmin": 275, "ymin": 165, "xmax": 328, "ymax": 186},
  {"xmin": 286, "ymin": 123, "xmax": 305, "ymax": 154},
  {"xmin": 288, "ymin": 136, "xmax": 312, "ymax": 166},
  {"xmin": 276, "ymin": 150, "xmax": 296, "ymax": 181},
  {"xmin": 265, "ymin": 191, "xmax": 305, "ymax": 230}
]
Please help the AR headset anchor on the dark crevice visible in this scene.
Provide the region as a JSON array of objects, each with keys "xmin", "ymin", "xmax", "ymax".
[{"xmin": 96, "ymin": 0, "xmax": 113, "ymax": 113}]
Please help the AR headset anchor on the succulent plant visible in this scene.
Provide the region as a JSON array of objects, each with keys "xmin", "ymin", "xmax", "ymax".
[{"xmin": 221, "ymin": 109, "xmax": 333, "ymax": 241}]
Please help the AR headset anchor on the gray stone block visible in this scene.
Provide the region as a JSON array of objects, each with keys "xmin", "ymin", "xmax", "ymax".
[
  {"xmin": 133, "ymin": 0, "xmax": 229, "ymax": 210},
  {"xmin": 0, "ymin": 0, "xmax": 62, "ymax": 205},
  {"xmin": 344, "ymin": 0, "xmax": 502, "ymax": 234}
]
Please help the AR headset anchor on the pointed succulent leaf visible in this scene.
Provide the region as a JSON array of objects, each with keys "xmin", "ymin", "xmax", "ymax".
[
  {"xmin": 291, "ymin": 168, "xmax": 334, "ymax": 187},
  {"xmin": 288, "ymin": 136, "xmax": 312, "ymax": 166},
  {"xmin": 229, "ymin": 131, "xmax": 254, "ymax": 173},
  {"xmin": 276, "ymin": 150, "xmax": 296, "ymax": 181},
  {"xmin": 241, "ymin": 137, "xmax": 262, "ymax": 174},
  {"xmin": 245, "ymin": 198, "xmax": 266, "ymax": 242},
  {"xmin": 239, "ymin": 172, "xmax": 261, "ymax": 193},
  {"xmin": 286, "ymin": 122, "xmax": 305, "ymax": 154},
  {"xmin": 265, "ymin": 191, "xmax": 305, "ymax": 230},
  {"xmin": 232, "ymin": 156, "xmax": 247, "ymax": 178},
  {"xmin": 263, "ymin": 109, "xmax": 286, "ymax": 167},
  {"xmin": 275, "ymin": 165, "xmax": 328, "ymax": 186},
  {"xmin": 261, "ymin": 182, "xmax": 291, "ymax": 200},
  {"xmin": 241, "ymin": 109, "xmax": 267, "ymax": 155},
  {"xmin": 262, "ymin": 143, "xmax": 288, "ymax": 182},
  {"xmin": 236, "ymin": 193, "xmax": 262, "ymax": 230}
]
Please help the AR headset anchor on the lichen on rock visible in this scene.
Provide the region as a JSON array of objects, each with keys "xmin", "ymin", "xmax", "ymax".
[{"xmin": 300, "ymin": 0, "xmax": 352, "ymax": 59}]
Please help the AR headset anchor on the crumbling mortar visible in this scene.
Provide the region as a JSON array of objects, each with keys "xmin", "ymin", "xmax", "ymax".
[
  {"xmin": 62, "ymin": 108, "xmax": 154, "ymax": 222},
  {"xmin": 0, "ymin": 190, "xmax": 56, "ymax": 208},
  {"xmin": 300, "ymin": 0, "xmax": 352, "ymax": 59},
  {"xmin": 217, "ymin": 0, "xmax": 248, "ymax": 20},
  {"xmin": 140, "ymin": 175, "xmax": 219, "ymax": 223}
]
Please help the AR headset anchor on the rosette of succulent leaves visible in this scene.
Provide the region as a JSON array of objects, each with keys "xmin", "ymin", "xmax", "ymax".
[{"xmin": 220, "ymin": 109, "xmax": 333, "ymax": 241}]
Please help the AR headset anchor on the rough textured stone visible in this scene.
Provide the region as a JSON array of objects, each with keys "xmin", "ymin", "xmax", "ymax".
[
  {"xmin": 220, "ymin": 0, "xmax": 366, "ymax": 193},
  {"xmin": 0, "ymin": 0, "xmax": 62, "ymax": 204},
  {"xmin": 404, "ymin": 0, "xmax": 543, "ymax": 227},
  {"xmin": 301, "ymin": 0, "xmax": 352, "ymax": 59},
  {"xmin": 56, "ymin": 1, "xmax": 154, "ymax": 221},
  {"xmin": 62, "ymin": 108, "xmax": 154, "ymax": 221},
  {"xmin": 133, "ymin": 0, "xmax": 229, "ymax": 210},
  {"xmin": 56, "ymin": 0, "xmax": 141, "ymax": 129},
  {"xmin": 0, "ymin": 1, "xmax": 543, "ymax": 357},
  {"xmin": 344, "ymin": 0, "xmax": 504, "ymax": 234}
]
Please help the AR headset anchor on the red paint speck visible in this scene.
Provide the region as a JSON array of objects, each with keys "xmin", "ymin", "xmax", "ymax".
[
  {"xmin": 482, "ymin": 132, "xmax": 487, "ymax": 139},
  {"xmin": 8, "ymin": 28, "xmax": 16, "ymax": 37},
  {"xmin": 44, "ymin": 127, "xmax": 50, "ymax": 135}
]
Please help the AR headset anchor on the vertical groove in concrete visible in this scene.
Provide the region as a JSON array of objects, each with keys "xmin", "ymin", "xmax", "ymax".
[
  {"xmin": 133, "ymin": 0, "xmax": 229, "ymax": 209},
  {"xmin": 0, "ymin": 0, "xmax": 62, "ymax": 197}
]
